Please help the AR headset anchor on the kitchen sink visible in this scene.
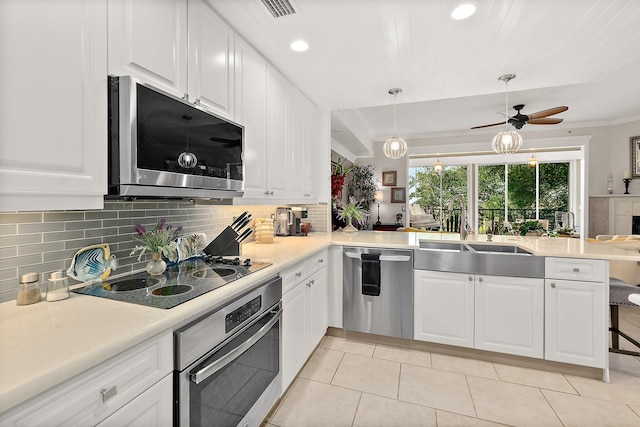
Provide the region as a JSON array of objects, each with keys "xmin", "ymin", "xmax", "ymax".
[
  {"xmin": 418, "ymin": 241, "xmax": 467, "ymax": 252},
  {"xmin": 416, "ymin": 240, "xmax": 543, "ymax": 278},
  {"xmin": 465, "ymin": 243, "xmax": 532, "ymax": 255}
]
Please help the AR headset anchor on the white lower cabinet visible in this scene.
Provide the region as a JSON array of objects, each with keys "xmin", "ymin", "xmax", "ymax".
[
  {"xmin": 97, "ymin": 374, "xmax": 173, "ymax": 427},
  {"xmin": 281, "ymin": 252, "xmax": 329, "ymax": 391},
  {"xmin": 475, "ymin": 275, "xmax": 544, "ymax": 358},
  {"xmin": 0, "ymin": 331, "xmax": 172, "ymax": 426},
  {"xmin": 414, "ymin": 270, "xmax": 544, "ymax": 358},
  {"xmin": 414, "ymin": 270, "xmax": 474, "ymax": 348}
]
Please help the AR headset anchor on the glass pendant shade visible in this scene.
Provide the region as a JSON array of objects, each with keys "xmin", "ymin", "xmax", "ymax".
[
  {"xmin": 492, "ymin": 130, "xmax": 522, "ymax": 154},
  {"xmin": 433, "ymin": 159, "xmax": 443, "ymax": 173},
  {"xmin": 383, "ymin": 136, "xmax": 408, "ymax": 159},
  {"xmin": 492, "ymin": 74, "xmax": 522, "ymax": 154},
  {"xmin": 384, "ymin": 88, "xmax": 407, "ymax": 159}
]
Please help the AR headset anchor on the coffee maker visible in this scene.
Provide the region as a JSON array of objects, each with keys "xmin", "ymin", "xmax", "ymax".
[{"xmin": 275, "ymin": 207, "xmax": 308, "ymax": 236}]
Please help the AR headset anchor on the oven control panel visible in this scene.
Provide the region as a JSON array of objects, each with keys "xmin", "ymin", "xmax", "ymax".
[{"xmin": 225, "ymin": 295, "xmax": 262, "ymax": 333}]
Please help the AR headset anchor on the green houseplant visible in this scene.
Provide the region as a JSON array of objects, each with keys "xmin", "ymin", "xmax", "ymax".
[
  {"xmin": 517, "ymin": 220, "xmax": 546, "ymax": 236},
  {"xmin": 337, "ymin": 197, "xmax": 366, "ymax": 233},
  {"xmin": 346, "ymin": 164, "xmax": 376, "ymax": 227}
]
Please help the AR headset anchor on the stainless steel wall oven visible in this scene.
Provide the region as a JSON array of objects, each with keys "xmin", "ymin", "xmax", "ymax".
[{"xmin": 174, "ymin": 276, "xmax": 282, "ymax": 426}]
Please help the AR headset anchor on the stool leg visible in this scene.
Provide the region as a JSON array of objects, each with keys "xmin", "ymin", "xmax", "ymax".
[{"xmin": 610, "ymin": 305, "xmax": 620, "ymax": 349}]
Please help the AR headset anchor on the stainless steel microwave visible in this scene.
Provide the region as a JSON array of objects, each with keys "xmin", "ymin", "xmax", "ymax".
[{"xmin": 107, "ymin": 76, "xmax": 244, "ymax": 200}]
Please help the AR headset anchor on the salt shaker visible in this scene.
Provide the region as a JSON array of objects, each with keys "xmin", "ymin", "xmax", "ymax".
[
  {"xmin": 16, "ymin": 273, "xmax": 42, "ymax": 306},
  {"xmin": 46, "ymin": 270, "xmax": 70, "ymax": 302}
]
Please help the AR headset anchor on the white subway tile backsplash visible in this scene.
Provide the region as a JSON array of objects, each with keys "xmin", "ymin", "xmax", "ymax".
[{"xmin": 0, "ymin": 201, "xmax": 328, "ymax": 303}]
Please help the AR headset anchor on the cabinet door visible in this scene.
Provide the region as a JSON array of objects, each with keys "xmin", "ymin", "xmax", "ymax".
[
  {"xmin": 266, "ymin": 65, "xmax": 290, "ymax": 197},
  {"xmin": 308, "ymin": 267, "xmax": 329, "ymax": 347},
  {"xmin": 0, "ymin": 0, "xmax": 107, "ymax": 212},
  {"xmin": 234, "ymin": 37, "xmax": 268, "ymax": 198},
  {"xmin": 287, "ymin": 88, "xmax": 307, "ymax": 199},
  {"xmin": 108, "ymin": 0, "xmax": 187, "ymax": 97},
  {"xmin": 475, "ymin": 275, "xmax": 544, "ymax": 358},
  {"xmin": 97, "ymin": 375, "xmax": 172, "ymax": 427},
  {"xmin": 545, "ymin": 279, "xmax": 606, "ymax": 368},
  {"xmin": 187, "ymin": 0, "xmax": 234, "ymax": 119},
  {"xmin": 282, "ymin": 282, "xmax": 308, "ymax": 390},
  {"xmin": 414, "ymin": 270, "xmax": 474, "ymax": 348}
]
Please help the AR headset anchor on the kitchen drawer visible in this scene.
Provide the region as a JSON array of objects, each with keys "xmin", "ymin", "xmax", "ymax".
[
  {"xmin": 281, "ymin": 248, "xmax": 328, "ymax": 295},
  {"xmin": 545, "ymin": 257, "xmax": 606, "ymax": 282},
  {"xmin": 0, "ymin": 331, "xmax": 172, "ymax": 426},
  {"xmin": 306, "ymin": 248, "xmax": 328, "ymax": 276}
]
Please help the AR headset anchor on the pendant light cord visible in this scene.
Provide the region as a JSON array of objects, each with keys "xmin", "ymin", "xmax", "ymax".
[
  {"xmin": 393, "ymin": 92, "xmax": 398, "ymax": 137},
  {"xmin": 504, "ymin": 79, "xmax": 509, "ymax": 131}
]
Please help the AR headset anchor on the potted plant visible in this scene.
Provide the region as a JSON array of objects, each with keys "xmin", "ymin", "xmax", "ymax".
[
  {"xmin": 336, "ymin": 197, "xmax": 367, "ymax": 233},
  {"xmin": 346, "ymin": 164, "xmax": 376, "ymax": 228},
  {"xmin": 130, "ymin": 219, "xmax": 182, "ymax": 275},
  {"xmin": 517, "ymin": 220, "xmax": 546, "ymax": 236},
  {"xmin": 551, "ymin": 226, "xmax": 575, "ymax": 237}
]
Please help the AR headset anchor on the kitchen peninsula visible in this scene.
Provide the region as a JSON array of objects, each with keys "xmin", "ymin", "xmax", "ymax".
[{"xmin": 1, "ymin": 232, "xmax": 639, "ymax": 423}]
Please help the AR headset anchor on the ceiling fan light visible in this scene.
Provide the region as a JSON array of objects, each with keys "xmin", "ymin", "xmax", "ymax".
[
  {"xmin": 383, "ymin": 136, "xmax": 407, "ymax": 159},
  {"xmin": 492, "ymin": 130, "xmax": 522, "ymax": 154}
]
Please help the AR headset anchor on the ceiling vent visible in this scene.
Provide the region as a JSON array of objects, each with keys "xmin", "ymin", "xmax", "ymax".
[{"xmin": 261, "ymin": 0, "xmax": 296, "ymax": 18}]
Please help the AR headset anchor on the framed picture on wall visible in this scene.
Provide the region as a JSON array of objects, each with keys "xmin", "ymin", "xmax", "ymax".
[
  {"xmin": 631, "ymin": 136, "xmax": 640, "ymax": 178},
  {"xmin": 391, "ymin": 187, "xmax": 405, "ymax": 203},
  {"xmin": 382, "ymin": 171, "xmax": 397, "ymax": 186}
]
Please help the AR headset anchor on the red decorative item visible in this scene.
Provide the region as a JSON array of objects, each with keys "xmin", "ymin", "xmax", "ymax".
[{"xmin": 331, "ymin": 158, "xmax": 353, "ymax": 200}]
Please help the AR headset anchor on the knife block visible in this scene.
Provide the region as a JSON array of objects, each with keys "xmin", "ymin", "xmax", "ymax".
[{"xmin": 203, "ymin": 226, "xmax": 240, "ymax": 256}]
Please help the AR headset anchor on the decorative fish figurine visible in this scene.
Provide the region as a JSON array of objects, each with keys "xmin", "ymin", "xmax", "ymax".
[{"xmin": 67, "ymin": 243, "xmax": 118, "ymax": 285}]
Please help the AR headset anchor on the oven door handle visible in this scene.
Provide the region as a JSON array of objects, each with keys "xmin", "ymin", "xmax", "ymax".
[{"xmin": 190, "ymin": 307, "xmax": 282, "ymax": 385}]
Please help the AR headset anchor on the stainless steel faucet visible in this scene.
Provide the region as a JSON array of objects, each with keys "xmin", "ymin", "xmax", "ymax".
[{"xmin": 448, "ymin": 195, "xmax": 470, "ymax": 240}]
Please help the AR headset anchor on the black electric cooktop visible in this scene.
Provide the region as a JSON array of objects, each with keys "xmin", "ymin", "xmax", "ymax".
[{"xmin": 72, "ymin": 256, "xmax": 272, "ymax": 309}]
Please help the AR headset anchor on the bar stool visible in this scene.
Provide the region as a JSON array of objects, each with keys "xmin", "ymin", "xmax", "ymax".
[{"xmin": 609, "ymin": 278, "xmax": 640, "ymax": 356}]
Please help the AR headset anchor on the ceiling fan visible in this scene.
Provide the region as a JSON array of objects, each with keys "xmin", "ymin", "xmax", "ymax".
[{"xmin": 471, "ymin": 104, "xmax": 569, "ymax": 130}]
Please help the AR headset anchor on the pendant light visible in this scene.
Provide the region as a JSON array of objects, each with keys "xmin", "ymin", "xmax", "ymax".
[
  {"xmin": 433, "ymin": 158, "xmax": 443, "ymax": 174},
  {"xmin": 178, "ymin": 115, "xmax": 198, "ymax": 169},
  {"xmin": 527, "ymin": 153, "xmax": 538, "ymax": 168},
  {"xmin": 491, "ymin": 74, "xmax": 522, "ymax": 154},
  {"xmin": 383, "ymin": 88, "xmax": 408, "ymax": 159}
]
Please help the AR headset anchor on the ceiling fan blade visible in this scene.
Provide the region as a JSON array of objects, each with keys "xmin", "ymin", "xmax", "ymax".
[
  {"xmin": 528, "ymin": 106, "xmax": 568, "ymax": 120},
  {"xmin": 470, "ymin": 121, "xmax": 506, "ymax": 129},
  {"xmin": 528, "ymin": 118, "xmax": 563, "ymax": 125}
]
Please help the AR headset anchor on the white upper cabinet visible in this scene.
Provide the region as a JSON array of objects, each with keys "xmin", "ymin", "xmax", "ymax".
[
  {"xmin": 234, "ymin": 36, "xmax": 268, "ymax": 199},
  {"xmin": 109, "ymin": 0, "xmax": 234, "ymax": 119},
  {"xmin": 0, "ymin": 0, "xmax": 108, "ymax": 212},
  {"xmin": 187, "ymin": 0, "xmax": 235, "ymax": 119},
  {"xmin": 266, "ymin": 64, "xmax": 291, "ymax": 198},
  {"xmin": 108, "ymin": 0, "xmax": 188, "ymax": 97}
]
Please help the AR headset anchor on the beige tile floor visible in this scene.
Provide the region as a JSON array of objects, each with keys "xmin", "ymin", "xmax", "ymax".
[{"xmin": 266, "ymin": 305, "xmax": 640, "ymax": 427}]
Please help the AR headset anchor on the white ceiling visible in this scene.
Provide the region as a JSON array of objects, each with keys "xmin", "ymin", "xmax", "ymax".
[{"xmin": 208, "ymin": 0, "xmax": 640, "ymax": 157}]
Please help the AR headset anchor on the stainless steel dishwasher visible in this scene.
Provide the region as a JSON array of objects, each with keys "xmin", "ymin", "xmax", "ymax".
[{"xmin": 343, "ymin": 247, "xmax": 413, "ymax": 339}]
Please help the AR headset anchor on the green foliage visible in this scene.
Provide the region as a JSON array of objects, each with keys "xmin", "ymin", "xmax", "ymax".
[
  {"xmin": 409, "ymin": 166, "xmax": 468, "ymax": 210},
  {"xmin": 346, "ymin": 164, "xmax": 377, "ymax": 212},
  {"xmin": 518, "ymin": 220, "xmax": 546, "ymax": 236}
]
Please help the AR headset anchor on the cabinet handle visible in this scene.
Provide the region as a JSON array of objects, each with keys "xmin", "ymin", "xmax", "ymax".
[
  {"xmin": 295, "ymin": 272, "xmax": 302, "ymax": 278},
  {"xmin": 318, "ymin": 259, "xmax": 324, "ymax": 264},
  {"xmin": 550, "ymin": 282, "xmax": 556, "ymax": 288},
  {"xmin": 182, "ymin": 93, "xmax": 189, "ymax": 101},
  {"xmin": 478, "ymin": 277, "xmax": 483, "ymax": 282},
  {"xmin": 269, "ymin": 191, "xmax": 274, "ymax": 196},
  {"xmin": 468, "ymin": 276, "xmax": 473, "ymax": 281},
  {"xmin": 573, "ymin": 268, "xmax": 580, "ymax": 272},
  {"xmin": 195, "ymin": 99, "xmax": 201, "ymax": 106},
  {"xmin": 101, "ymin": 385, "xmax": 118, "ymax": 402}
]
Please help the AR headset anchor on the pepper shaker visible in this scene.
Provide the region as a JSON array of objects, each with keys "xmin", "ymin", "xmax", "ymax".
[
  {"xmin": 16, "ymin": 273, "xmax": 42, "ymax": 306},
  {"xmin": 46, "ymin": 270, "xmax": 70, "ymax": 302}
]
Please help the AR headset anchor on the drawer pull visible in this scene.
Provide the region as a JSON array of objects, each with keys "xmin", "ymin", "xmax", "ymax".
[
  {"xmin": 573, "ymin": 268, "xmax": 580, "ymax": 272},
  {"xmin": 295, "ymin": 272, "xmax": 302, "ymax": 278},
  {"xmin": 101, "ymin": 385, "xmax": 117, "ymax": 402},
  {"xmin": 468, "ymin": 276, "xmax": 473, "ymax": 281},
  {"xmin": 318, "ymin": 259, "xmax": 324, "ymax": 263},
  {"xmin": 550, "ymin": 282, "xmax": 556, "ymax": 288}
]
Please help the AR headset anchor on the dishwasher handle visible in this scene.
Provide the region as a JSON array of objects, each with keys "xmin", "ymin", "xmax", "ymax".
[
  {"xmin": 344, "ymin": 252, "xmax": 411, "ymax": 262},
  {"xmin": 189, "ymin": 305, "xmax": 281, "ymax": 385}
]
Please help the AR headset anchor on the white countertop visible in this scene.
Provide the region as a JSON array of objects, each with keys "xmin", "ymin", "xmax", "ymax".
[{"xmin": 1, "ymin": 231, "xmax": 639, "ymax": 414}]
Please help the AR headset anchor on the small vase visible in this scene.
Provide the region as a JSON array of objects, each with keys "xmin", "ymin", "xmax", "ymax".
[
  {"xmin": 343, "ymin": 217, "xmax": 358, "ymax": 234},
  {"xmin": 146, "ymin": 252, "xmax": 167, "ymax": 275}
]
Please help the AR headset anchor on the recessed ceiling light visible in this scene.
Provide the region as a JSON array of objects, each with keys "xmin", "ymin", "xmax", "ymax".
[
  {"xmin": 290, "ymin": 40, "xmax": 309, "ymax": 52},
  {"xmin": 451, "ymin": 3, "xmax": 476, "ymax": 20}
]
